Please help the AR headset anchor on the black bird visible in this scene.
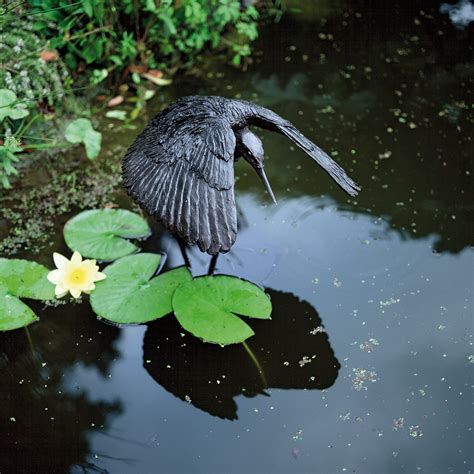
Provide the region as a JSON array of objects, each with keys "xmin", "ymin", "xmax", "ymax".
[{"xmin": 122, "ymin": 95, "xmax": 360, "ymax": 256}]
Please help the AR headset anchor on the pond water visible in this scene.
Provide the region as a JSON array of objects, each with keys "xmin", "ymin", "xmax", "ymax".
[{"xmin": 1, "ymin": 1, "xmax": 473, "ymax": 472}]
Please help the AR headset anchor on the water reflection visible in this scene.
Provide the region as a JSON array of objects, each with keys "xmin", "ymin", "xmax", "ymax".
[
  {"xmin": 143, "ymin": 288, "xmax": 339, "ymax": 420},
  {"xmin": 0, "ymin": 302, "xmax": 122, "ymax": 473}
]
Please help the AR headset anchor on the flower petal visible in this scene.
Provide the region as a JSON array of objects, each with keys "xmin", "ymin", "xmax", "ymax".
[
  {"xmin": 94, "ymin": 272, "xmax": 107, "ymax": 282},
  {"xmin": 55, "ymin": 285, "xmax": 68, "ymax": 298},
  {"xmin": 47, "ymin": 269, "xmax": 64, "ymax": 285},
  {"xmin": 53, "ymin": 252, "xmax": 69, "ymax": 270},
  {"xmin": 70, "ymin": 288, "xmax": 82, "ymax": 299},
  {"xmin": 71, "ymin": 251, "xmax": 82, "ymax": 265},
  {"xmin": 84, "ymin": 282, "xmax": 95, "ymax": 292}
]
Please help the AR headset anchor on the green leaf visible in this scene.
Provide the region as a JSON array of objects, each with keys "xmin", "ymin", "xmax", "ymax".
[
  {"xmin": 0, "ymin": 259, "xmax": 55, "ymax": 331},
  {"xmin": 0, "ymin": 259, "xmax": 55, "ymax": 300},
  {"xmin": 81, "ymin": 0, "xmax": 93, "ymax": 17},
  {"xmin": 64, "ymin": 118, "xmax": 102, "ymax": 159},
  {"xmin": 105, "ymin": 110, "xmax": 127, "ymax": 121},
  {"xmin": 0, "ymin": 289, "xmax": 38, "ymax": 331},
  {"xmin": 91, "ymin": 254, "xmax": 192, "ymax": 324},
  {"xmin": 0, "ymin": 89, "xmax": 30, "ymax": 122},
  {"xmin": 173, "ymin": 276, "xmax": 272, "ymax": 345},
  {"xmin": 63, "ymin": 209, "xmax": 151, "ymax": 261}
]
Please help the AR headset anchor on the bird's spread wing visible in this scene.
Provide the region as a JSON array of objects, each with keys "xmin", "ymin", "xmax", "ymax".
[
  {"xmin": 122, "ymin": 115, "xmax": 237, "ymax": 254},
  {"xmin": 247, "ymin": 104, "xmax": 361, "ymax": 197}
]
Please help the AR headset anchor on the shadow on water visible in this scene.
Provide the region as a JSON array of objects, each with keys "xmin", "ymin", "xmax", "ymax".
[
  {"xmin": 0, "ymin": 302, "xmax": 122, "ymax": 473},
  {"xmin": 143, "ymin": 288, "xmax": 339, "ymax": 420}
]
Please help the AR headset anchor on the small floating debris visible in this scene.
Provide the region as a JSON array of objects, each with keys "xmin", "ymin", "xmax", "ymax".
[
  {"xmin": 359, "ymin": 338, "xmax": 380, "ymax": 353},
  {"xmin": 352, "ymin": 368, "xmax": 378, "ymax": 391},
  {"xmin": 378, "ymin": 150, "xmax": 392, "ymax": 160},
  {"xmin": 392, "ymin": 417, "xmax": 404, "ymax": 430},
  {"xmin": 409, "ymin": 425, "xmax": 423, "ymax": 438},
  {"xmin": 339, "ymin": 412, "xmax": 351, "ymax": 421},
  {"xmin": 292, "ymin": 429, "xmax": 304, "ymax": 441},
  {"xmin": 299, "ymin": 356, "xmax": 312, "ymax": 367},
  {"xmin": 379, "ymin": 297, "xmax": 400, "ymax": 307}
]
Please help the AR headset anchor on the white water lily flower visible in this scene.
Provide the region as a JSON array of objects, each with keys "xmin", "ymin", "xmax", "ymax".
[{"xmin": 47, "ymin": 251, "xmax": 106, "ymax": 299}]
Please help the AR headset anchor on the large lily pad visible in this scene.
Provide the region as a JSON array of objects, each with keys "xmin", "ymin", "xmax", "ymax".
[
  {"xmin": 172, "ymin": 276, "xmax": 272, "ymax": 345},
  {"xmin": 0, "ymin": 259, "xmax": 54, "ymax": 331},
  {"xmin": 0, "ymin": 89, "xmax": 29, "ymax": 122},
  {"xmin": 64, "ymin": 209, "xmax": 151, "ymax": 261},
  {"xmin": 0, "ymin": 259, "xmax": 54, "ymax": 300},
  {"xmin": 64, "ymin": 118, "xmax": 102, "ymax": 159},
  {"xmin": 90, "ymin": 253, "xmax": 192, "ymax": 324}
]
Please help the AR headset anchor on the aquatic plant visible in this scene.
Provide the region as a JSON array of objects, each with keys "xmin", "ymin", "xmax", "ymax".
[
  {"xmin": 0, "ymin": 208, "xmax": 273, "ymax": 345},
  {"xmin": 47, "ymin": 251, "xmax": 106, "ymax": 299},
  {"xmin": 0, "ymin": 258, "xmax": 54, "ymax": 330},
  {"xmin": 63, "ymin": 208, "xmax": 150, "ymax": 260}
]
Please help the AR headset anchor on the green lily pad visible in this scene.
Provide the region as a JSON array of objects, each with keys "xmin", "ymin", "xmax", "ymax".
[
  {"xmin": 63, "ymin": 209, "xmax": 151, "ymax": 261},
  {"xmin": 0, "ymin": 289, "xmax": 38, "ymax": 331},
  {"xmin": 0, "ymin": 258, "xmax": 55, "ymax": 300},
  {"xmin": 64, "ymin": 118, "xmax": 102, "ymax": 159},
  {"xmin": 172, "ymin": 276, "xmax": 272, "ymax": 345},
  {"xmin": 0, "ymin": 259, "xmax": 54, "ymax": 331},
  {"xmin": 0, "ymin": 89, "xmax": 29, "ymax": 122},
  {"xmin": 90, "ymin": 253, "xmax": 192, "ymax": 324}
]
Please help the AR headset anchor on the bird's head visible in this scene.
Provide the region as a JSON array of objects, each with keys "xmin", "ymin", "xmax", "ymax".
[{"xmin": 235, "ymin": 128, "xmax": 277, "ymax": 205}]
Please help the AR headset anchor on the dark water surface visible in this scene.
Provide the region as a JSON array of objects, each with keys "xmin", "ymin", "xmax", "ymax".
[{"xmin": 2, "ymin": 1, "xmax": 473, "ymax": 473}]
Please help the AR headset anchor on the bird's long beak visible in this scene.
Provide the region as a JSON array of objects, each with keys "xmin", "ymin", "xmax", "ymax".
[{"xmin": 255, "ymin": 167, "xmax": 277, "ymax": 205}]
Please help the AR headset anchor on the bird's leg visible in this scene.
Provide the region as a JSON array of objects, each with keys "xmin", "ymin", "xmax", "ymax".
[
  {"xmin": 176, "ymin": 236, "xmax": 191, "ymax": 268},
  {"xmin": 207, "ymin": 254, "xmax": 219, "ymax": 276}
]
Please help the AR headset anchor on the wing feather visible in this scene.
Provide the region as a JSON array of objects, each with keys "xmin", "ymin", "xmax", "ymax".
[
  {"xmin": 123, "ymin": 110, "xmax": 238, "ymax": 254},
  {"xmin": 245, "ymin": 103, "xmax": 361, "ymax": 197}
]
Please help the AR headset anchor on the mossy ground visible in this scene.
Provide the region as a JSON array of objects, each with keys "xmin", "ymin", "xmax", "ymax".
[{"xmin": 0, "ymin": 147, "xmax": 127, "ymax": 256}]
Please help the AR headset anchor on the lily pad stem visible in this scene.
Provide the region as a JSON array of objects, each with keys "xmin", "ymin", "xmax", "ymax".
[
  {"xmin": 24, "ymin": 326, "xmax": 35, "ymax": 358},
  {"xmin": 242, "ymin": 341, "xmax": 267, "ymax": 388}
]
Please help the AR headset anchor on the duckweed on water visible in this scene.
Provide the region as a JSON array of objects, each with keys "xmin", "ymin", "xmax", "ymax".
[{"xmin": 0, "ymin": 163, "xmax": 121, "ymax": 255}]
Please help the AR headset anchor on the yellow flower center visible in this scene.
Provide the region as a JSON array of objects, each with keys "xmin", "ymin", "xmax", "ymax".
[{"xmin": 65, "ymin": 266, "xmax": 90, "ymax": 288}]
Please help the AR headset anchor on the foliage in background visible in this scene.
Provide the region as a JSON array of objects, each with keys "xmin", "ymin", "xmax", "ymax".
[
  {"xmin": 0, "ymin": 16, "xmax": 70, "ymax": 104},
  {"xmin": 0, "ymin": 15, "xmax": 95, "ymax": 188},
  {"xmin": 28, "ymin": 0, "xmax": 266, "ymax": 81}
]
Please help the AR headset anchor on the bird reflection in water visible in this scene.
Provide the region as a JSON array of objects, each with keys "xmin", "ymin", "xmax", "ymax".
[{"xmin": 143, "ymin": 288, "xmax": 339, "ymax": 420}]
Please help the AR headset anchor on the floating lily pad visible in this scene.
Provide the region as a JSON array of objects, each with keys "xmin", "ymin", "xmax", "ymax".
[
  {"xmin": 172, "ymin": 276, "xmax": 272, "ymax": 345},
  {"xmin": 0, "ymin": 89, "xmax": 29, "ymax": 122},
  {"xmin": 90, "ymin": 253, "xmax": 192, "ymax": 324},
  {"xmin": 0, "ymin": 259, "xmax": 54, "ymax": 331},
  {"xmin": 0, "ymin": 288, "xmax": 38, "ymax": 331},
  {"xmin": 0, "ymin": 259, "xmax": 54, "ymax": 300},
  {"xmin": 64, "ymin": 118, "xmax": 102, "ymax": 159},
  {"xmin": 64, "ymin": 209, "xmax": 151, "ymax": 261}
]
